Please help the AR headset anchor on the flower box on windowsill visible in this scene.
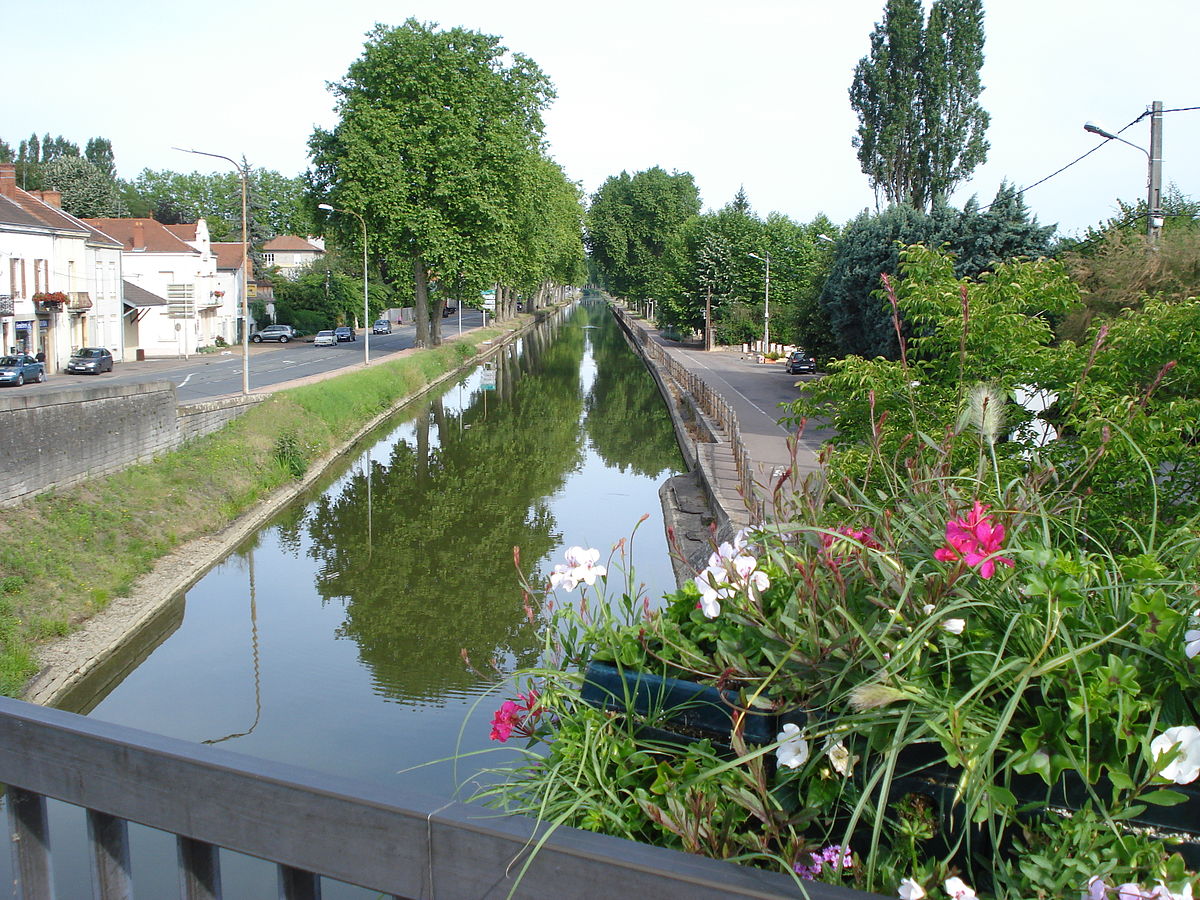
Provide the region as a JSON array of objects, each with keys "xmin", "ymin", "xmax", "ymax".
[{"xmin": 580, "ymin": 660, "xmax": 804, "ymax": 745}]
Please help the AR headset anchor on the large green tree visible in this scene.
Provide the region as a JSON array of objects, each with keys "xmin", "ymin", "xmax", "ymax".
[
  {"xmin": 850, "ymin": 0, "xmax": 989, "ymax": 211},
  {"xmin": 309, "ymin": 19, "xmax": 556, "ymax": 347},
  {"xmin": 585, "ymin": 167, "xmax": 701, "ymax": 307},
  {"xmin": 41, "ymin": 156, "xmax": 121, "ymax": 217}
]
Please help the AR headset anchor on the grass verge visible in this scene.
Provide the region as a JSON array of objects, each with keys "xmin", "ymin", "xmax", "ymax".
[{"xmin": 0, "ymin": 327, "xmax": 506, "ymax": 697}]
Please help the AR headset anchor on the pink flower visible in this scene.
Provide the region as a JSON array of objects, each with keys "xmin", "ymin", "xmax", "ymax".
[
  {"xmin": 490, "ymin": 700, "xmax": 521, "ymax": 742},
  {"xmin": 935, "ymin": 501, "xmax": 1014, "ymax": 579}
]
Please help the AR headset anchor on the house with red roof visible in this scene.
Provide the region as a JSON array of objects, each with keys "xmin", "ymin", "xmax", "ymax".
[
  {"xmin": 261, "ymin": 235, "xmax": 325, "ymax": 279},
  {"xmin": 0, "ymin": 163, "xmax": 125, "ymax": 370},
  {"xmin": 82, "ymin": 217, "xmax": 229, "ymax": 358}
]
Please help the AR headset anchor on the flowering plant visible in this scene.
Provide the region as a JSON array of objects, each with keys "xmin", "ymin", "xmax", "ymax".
[
  {"xmin": 476, "ymin": 249, "xmax": 1200, "ymax": 898},
  {"xmin": 32, "ymin": 291, "xmax": 68, "ymax": 305}
]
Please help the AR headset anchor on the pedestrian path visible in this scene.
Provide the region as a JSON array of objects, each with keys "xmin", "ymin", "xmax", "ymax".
[{"xmin": 613, "ymin": 305, "xmax": 831, "ymax": 548}]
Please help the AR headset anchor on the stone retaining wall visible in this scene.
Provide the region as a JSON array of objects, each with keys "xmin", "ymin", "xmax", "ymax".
[{"xmin": 0, "ymin": 383, "xmax": 263, "ymax": 507}]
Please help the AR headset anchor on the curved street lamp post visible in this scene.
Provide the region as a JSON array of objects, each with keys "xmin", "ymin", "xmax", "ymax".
[
  {"xmin": 1084, "ymin": 100, "xmax": 1164, "ymax": 245},
  {"xmin": 747, "ymin": 250, "xmax": 771, "ymax": 352}
]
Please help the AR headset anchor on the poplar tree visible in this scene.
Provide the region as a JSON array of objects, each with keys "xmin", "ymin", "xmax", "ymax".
[{"xmin": 850, "ymin": 0, "xmax": 989, "ymax": 211}]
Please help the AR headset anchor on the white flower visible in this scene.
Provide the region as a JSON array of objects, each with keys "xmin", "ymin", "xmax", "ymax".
[
  {"xmin": 775, "ymin": 722, "xmax": 809, "ymax": 769},
  {"xmin": 827, "ymin": 739, "xmax": 855, "ymax": 777},
  {"xmin": 922, "ymin": 603, "xmax": 936, "ymax": 616},
  {"xmin": 898, "ymin": 878, "xmax": 926, "ymax": 899},
  {"xmin": 691, "ymin": 534, "xmax": 769, "ymax": 619},
  {"xmin": 548, "ymin": 546, "xmax": 606, "ymax": 593},
  {"xmin": 941, "ymin": 618, "xmax": 966, "ymax": 635},
  {"xmin": 1185, "ymin": 629, "xmax": 1200, "ymax": 659},
  {"xmin": 1151, "ymin": 725, "xmax": 1200, "ymax": 784},
  {"xmin": 944, "ymin": 876, "xmax": 977, "ymax": 899}
]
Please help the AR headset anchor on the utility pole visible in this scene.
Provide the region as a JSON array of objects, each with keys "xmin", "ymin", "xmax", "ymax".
[{"xmin": 1147, "ymin": 100, "xmax": 1164, "ymax": 246}]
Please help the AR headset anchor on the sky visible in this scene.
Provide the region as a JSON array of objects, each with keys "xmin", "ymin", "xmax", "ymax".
[{"xmin": 7, "ymin": 0, "xmax": 1200, "ymax": 238}]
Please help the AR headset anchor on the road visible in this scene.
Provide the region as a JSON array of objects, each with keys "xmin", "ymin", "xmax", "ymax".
[{"xmin": 9, "ymin": 309, "xmax": 487, "ymax": 404}]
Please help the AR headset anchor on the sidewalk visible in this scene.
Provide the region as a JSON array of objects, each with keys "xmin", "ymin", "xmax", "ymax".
[{"xmin": 614, "ymin": 306, "xmax": 831, "ymax": 572}]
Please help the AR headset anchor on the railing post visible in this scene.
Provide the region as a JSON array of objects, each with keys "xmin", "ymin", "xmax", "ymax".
[
  {"xmin": 88, "ymin": 809, "xmax": 133, "ymax": 899},
  {"xmin": 8, "ymin": 786, "xmax": 55, "ymax": 899},
  {"xmin": 278, "ymin": 864, "xmax": 322, "ymax": 899},
  {"xmin": 178, "ymin": 836, "xmax": 222, "ymax": 900}
]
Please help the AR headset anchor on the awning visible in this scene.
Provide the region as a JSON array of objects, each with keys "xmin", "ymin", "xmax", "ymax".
[{"xmin": 122, "ymin": 280, "xmax": 167, "ymax": 309}]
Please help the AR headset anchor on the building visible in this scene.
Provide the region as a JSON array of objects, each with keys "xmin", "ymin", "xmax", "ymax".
[
  {"xmin": 82, "ymin": 217, "xmax": 231, "ymax": 358},
  {"xmin": 261, "ymin": 235, "xmax": 325, "ymax": 279},
  {"xmin": 0, "ymin": 163, "xmax": 125, "ymax": 369}
]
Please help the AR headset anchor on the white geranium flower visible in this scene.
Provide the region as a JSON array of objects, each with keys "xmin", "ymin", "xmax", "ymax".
[
  {"xmin": 941, "ymin": 618, "xmax": 966, "ymax": 635},
  {"xmin": 1151, "ymin": 725, "xmax": 1200, "ymax": 784},
  {"xmin": 548, "ymin": 546, "xmax": 606, "ymax": 592},
  {"xmin": 944, "ymin": 876, "xmax": 977, "ymax": 899},
  {"xmin": 1185, "ymin": 629, "xmax": 1200, "ymax": 659},
  {"xmin": 827, "ymin": 739, "xmax": 855, "ymax": 777},
  {"xmin": 775, "ymin": 722, "xmax": 809, "ymax": 769},
  {"xmin": 898, "ymin": 878, "xmax": 926, "ymax": 899}
]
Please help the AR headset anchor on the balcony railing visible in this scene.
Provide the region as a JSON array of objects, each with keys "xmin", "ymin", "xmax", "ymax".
[{"xmin": 0, "ymin": 696, "xmax": 845, "ymax": 900}]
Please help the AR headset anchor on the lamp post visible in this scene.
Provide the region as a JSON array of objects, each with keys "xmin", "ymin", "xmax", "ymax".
[
  {"xmin": 747, "ymin": 250, "xmax": 771, "ymax": 352},
  {"xmin": 318, "ymin": 203, "xmax": 370, "ymax": 366},
  {"xmin": 174, "ymin": 148, "xmax": 249, "ymax": 395},
  {"xmin": 1084, "ymin": 100, "xmax": 1163, "ymax": 245}
]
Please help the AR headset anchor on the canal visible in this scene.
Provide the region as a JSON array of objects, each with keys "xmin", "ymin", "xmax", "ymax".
[{"xmin": 9, "ymin": 300, "xmax": 687, "ymax": 896}]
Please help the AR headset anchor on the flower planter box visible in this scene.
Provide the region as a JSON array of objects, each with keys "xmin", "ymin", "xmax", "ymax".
[{"xmin": 580, "ymin": 660, "xmax": 804, "ymax": 745}]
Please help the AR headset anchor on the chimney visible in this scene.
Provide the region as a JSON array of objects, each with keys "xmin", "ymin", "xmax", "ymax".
[
  {"xmin": 37, "ymin": 189, "xmax": 62, "ymax": 208},
  {"xmin": 132, "ymin": 220, "xmax": 145, "ymax": 251},
  {"xmin": 0, "ymin": 163, "xmax": 15, "ymax": 198}
]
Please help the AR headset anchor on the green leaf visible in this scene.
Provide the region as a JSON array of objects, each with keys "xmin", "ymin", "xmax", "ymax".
[{"xmin": 1138, "ymin": 789, "xmax": 1189, "ymax": 807}]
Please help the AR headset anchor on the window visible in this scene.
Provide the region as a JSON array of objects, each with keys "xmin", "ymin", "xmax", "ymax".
[
  {"xmin": 262, "ymin": 253, "xmax": 275, "ymax": 264},
  {"xmin": 33, "ymin": 259, "xmax": 48, "ymax": 294}
]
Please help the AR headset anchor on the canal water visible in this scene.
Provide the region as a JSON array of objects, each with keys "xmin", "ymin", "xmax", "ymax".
[{"xmin": 9, "ymin": 301, "xmax": 687, "ymax": 897}]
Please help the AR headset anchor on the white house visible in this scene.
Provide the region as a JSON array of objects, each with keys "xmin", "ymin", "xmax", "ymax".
[
  {"xmin": 83, "ymin": 217, "xmax": 226, "ymax": 357},
  {"xmin": 211, "ymin": 240, "xmax": 253, "ymax": 339},
  {"xmin": 261, "ymin": 235, "xmax": 325, "ymax": 279},
  {"xmin": 0, "ymin": 163, "xmax": 125, "ymax": 370}
]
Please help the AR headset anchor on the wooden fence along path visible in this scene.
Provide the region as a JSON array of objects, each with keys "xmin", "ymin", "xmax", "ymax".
[{"xmin": 0, "ymin": 696, "xmax": 882, "ymax": 899}]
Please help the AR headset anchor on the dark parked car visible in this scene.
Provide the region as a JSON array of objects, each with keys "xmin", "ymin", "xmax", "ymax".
[
  {"xmin": 334, "ymin": 326, "xmax": 356, "ymax": 342},
  {"xmin": 0, "ymin": 354, "xmax": 46, "ymax": 386},
  {"xmin": 67, "ymin": 347, "xmax": 114, "ymax": 374},
  {"xmin": 250, "ymin": 324, "xmax": 297, "ymax": 343},
  {"xmin": 441, "ymin": 305, "xmax": 457, "ymax": 318},
  {"xmin": 785, "ymin": 350, "xmax": 817, "ymax": 375}
]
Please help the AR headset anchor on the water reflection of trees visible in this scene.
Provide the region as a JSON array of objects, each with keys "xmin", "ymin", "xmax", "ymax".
[
  {"xmin": 582, "ymin": 302, "xmax": 683, "ymax": 478},
  {"xmin": 303, "ymin": 317, "xmax": 586, "ymax": 704}
]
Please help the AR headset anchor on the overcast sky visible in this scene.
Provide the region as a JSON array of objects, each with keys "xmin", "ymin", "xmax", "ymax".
[{"xmin": 8, "ymin": 0, "xmax": 1199, "ymax": 237}]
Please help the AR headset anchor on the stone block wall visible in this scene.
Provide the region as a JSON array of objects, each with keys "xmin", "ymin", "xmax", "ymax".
[{"xmin": 0, "ymin": 383, "xmax": 262, "ymax": 507}]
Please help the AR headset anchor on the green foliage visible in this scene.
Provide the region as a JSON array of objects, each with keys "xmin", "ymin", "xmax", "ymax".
[
  {"xmin": 309, "ymin": 19, "xmax": 574, "ymax": 347},
  {"xmin": 819, "ymin": 186, "xmax": 1055, "ymax": 357},
  {"xmin": 850, "ymin": 0, "xmax": 989, "ymax": 210},
  {"xmin": 585, "ymin": 167, "xmax": 701, "ymax": 305},
  {"xmin": 42, "ymin": 156, "xmax": 121, "ymax": 217}
]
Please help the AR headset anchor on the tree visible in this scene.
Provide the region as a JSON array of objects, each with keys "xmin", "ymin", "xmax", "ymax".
[
  {"xmin": 820, "ymin": 184, "xmax": 1053, "ymax": 358},
  {"xmin": 41, "ymin": 156, "xmax": 121, "ymax": 217},
  {"xmin": 585, "ymin": 167, "xmax": 701, "ymax": 307},
  {"xmin": 309, "ymin": 19, "xmax": 556, "ymax": 347},
  {"xmin": 85, "ymin": 137, "xmax": 116, "ymax": 179},
  {"xmin": 850, "ymin": 0, "xmax": 989, "ymax": 211}
]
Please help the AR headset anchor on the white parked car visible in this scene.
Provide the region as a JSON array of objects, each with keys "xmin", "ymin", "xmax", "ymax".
[{"xmin": 313, "ymin": 330, "xmax": 336, "ymax": 347}]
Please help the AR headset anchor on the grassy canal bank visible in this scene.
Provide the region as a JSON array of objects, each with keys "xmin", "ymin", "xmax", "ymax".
[{"xmin": 0, "ymin": 324, "xmax": 515, "ymax": 699}]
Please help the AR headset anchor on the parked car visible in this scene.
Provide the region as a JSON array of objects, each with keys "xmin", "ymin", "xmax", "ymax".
[
  {"xmin": 441, "ymin": 305, "xmax": 457, "ymax": 318},
  {"xmin": 313, "ymin": 330, "xmax": 336, "ymax": 347},
  {"xmin": 785, "ymin": 350, "xmax": 817, "ymax": 375},
  {"xmin": 372, "ymin": 319, "xmax": 392, "ymax": 335},
  {"xmin": 0, "ymin": 354, "xmax": 46, "ymax": 386},
  {"xmin": 250, "ymin": 324, "xmax": 297, "ymax": 343},
  {"xmin": 334, "ymin": 326, "xmax": 356, "ymax": 342},
  {"xmin": 67, "ymin": 347, "xmax": 114, "ymax": 375}
]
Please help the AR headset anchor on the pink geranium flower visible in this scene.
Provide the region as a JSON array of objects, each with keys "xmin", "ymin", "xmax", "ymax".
[{"xmin": 934, "ymin": 501, "xmax": 1014, "ymax": 579}]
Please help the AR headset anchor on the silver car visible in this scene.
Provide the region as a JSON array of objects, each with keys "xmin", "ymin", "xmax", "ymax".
[{"xmin": 313, "ymin": 330, "xmax": 336, "ymax": 347}]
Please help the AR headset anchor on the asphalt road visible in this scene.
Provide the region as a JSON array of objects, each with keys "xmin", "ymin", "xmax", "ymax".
[{"xmin": 7, "ymin": 309, "xmax": 486, "ymax": 404}]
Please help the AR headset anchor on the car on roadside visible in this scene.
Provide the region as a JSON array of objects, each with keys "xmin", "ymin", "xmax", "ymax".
[
  {"xmin": 441, "ymin": 305, "xmax": 457, "ymax": 318},
  {"xmin": 334, "ymin": 326, "xmax": 356, "ymax": 342},
  {"xmin": 785, "ymin": 350, "xmax": 817, "ymax": 375},
  {"xmin": 372, "ymin": 319, "xmax": 392, "ymax": 335},
  {"xmin": 0, "ymin": 354, "xmax": 46, "ymax": 386},
  {"xmin": 313, "ymin": 330, "xmax": 336, "ymax": 347},
  {"xmin": 67, "ymin": 347, "xmax": 114, "ymax": 375},
  {"xmin": 250, "ymin": 324, "xmax": 297, "ymax": 343}
]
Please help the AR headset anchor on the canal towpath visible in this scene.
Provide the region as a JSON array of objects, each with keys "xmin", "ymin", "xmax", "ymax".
[{"xmin": 612, "ymin": 304, "xmax": 832, "ymax": 564}]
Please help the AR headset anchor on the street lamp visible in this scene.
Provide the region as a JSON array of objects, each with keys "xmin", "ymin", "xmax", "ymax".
[
  {"xmin": 174, "ymin": 147, "xmax": 250, "ymax": 394},
  {"xmin": 1084, "ymin": 100, "xmax": 1164, "ymax": 244},
  {"xmin": 317, "ymin": 204, "xmax": 370, "ymax": 366},
  {"xmin": 747, "ymin": 251, "xmax": 771, "ymax": 352}
]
